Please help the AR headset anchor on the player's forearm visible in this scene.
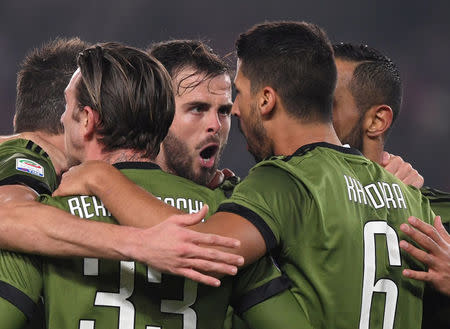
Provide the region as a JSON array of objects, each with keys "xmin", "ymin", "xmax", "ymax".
[
  {"xmin": 0, "ymin": 201, "xmax": 136, "ymax": 260},
  {"xmin": 88, "ymin": 164, "xmax": 183, "ymax": 227}
]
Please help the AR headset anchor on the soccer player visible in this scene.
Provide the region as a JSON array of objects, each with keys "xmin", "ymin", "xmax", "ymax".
[
  {"xmin": 332, "ymin": 43, "xmax": 449, "ymax": 222},
  {"xmin": 0, "ymin": 42, "xmax": 302, "ymax": 329},
  {"xmin": 0, "ymin": 37, "xmax": 90, "ymax": 329},
  {"xmin": 49, "ymin": 22, "xmax": 437, "ymax": 328},
  {"xmin": 149, "ymin": 40, "xmax": 234, "ymax": 189},
  {"xmin": 331, "ymin": 42, "xmax": 450, "ymax": 326}
]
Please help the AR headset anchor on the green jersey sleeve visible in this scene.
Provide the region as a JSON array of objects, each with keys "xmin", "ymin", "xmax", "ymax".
[
  {"xmin": 0, "ymin": 251, "xmax": 43, "ymax": 322},
  {"xmin": 240, "ymin": 289, "xmax": 313, "ymax": 329},
  {"xmin": 0, "ymin": 298, "xmax": 29, "ymax": 329},
  {"xmin": 230, "ymin": 256, "xmax": 312, "ymax": 329},
  {"xmin": 0, "ymin": 140, "xmax": 51, "ymax": 324},
  {"xmin": 421, "ymin": 186, "xmax": 450, "ymax": 228},
  {"xmin": 0, "ymin": 139, "xmax": 58, "ymax": 194},
  {"xmin": 217, "ymin": 164, "xmax": 303, "ymax": 252},
  {"xmin": 231, "ymin": 256, "xmax": 291, "ymax": 315}
]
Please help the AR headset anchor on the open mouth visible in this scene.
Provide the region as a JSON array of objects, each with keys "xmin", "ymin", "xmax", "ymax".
[{"xmin": 199, "ymin": 144, "xmax": 219, "ymax": 168}]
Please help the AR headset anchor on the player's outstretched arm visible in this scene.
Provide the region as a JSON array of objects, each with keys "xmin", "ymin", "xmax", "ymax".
[
  {"xmin": 381, "ymin": 152, "xmax": 424, "ymax": 188},
  {"xmin": 400, "ymin": 216, "xmax": 450, "ymax": 295},
  {"xmin": 0, "ymin": 201, "xmax": 244, "ymax": 286},
  {"xmin": 54, "ymin": 161, "xmax": 268, "ymax": 266}
]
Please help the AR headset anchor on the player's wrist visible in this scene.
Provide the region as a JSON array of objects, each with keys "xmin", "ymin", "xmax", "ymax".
[
  {"xmin": 88, "ymin": 161, "xmax": 114, "ymax": 196},
  {"xmin": 110, "ymin": 225, "xmax": 144, "ymax": 261}
]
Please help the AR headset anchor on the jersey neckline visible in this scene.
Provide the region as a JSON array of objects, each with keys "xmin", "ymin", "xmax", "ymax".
[
  {"xmin": 291, "ymin": 142, "xmax": 363, "ymax": 158},
  {"xmin": 113, "ymin": 162, "xmax": 161, "ymax": 170}
]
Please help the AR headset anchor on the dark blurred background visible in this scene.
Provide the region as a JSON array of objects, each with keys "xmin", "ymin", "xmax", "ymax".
[{"xmin": 1, "ymin": 0, "xmax": 448, "ymax": 190}]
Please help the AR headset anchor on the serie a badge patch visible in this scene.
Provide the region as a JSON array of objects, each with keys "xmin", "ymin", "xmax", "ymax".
[{"xmin": 16, "ymin": 158, "xmax": 45, "ymax": 177}]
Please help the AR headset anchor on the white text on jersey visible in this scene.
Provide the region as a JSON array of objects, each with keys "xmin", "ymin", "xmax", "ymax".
[{"xmin": 344, "ymin": 175, "xmax": 407, "ymax": 209}]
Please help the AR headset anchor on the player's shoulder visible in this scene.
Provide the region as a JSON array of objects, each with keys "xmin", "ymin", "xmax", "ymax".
[
  {"xmin": 420, "ymin": 186, "xmax": 450, "ymax": 202},
  {"xmin": 0, "ymin": 138, "xmax": 50, "ymax": 159},
  {"xmin": 0, "ymin": 139, "xmax": 57, "ymax": 193},
  {"xmin": 257, "ymin": 142, "xmax": 366, "ymax": 169}
]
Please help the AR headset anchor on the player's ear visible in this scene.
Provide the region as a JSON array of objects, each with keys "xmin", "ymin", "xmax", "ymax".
[
  {"xmin": 363, "ymin": 105, "xmax": 393, "ymax": 138},
  {"xmin": 82, "ymin": 106, "xmax": 100, "ymax": 140},
  {"xmin": 258, "ymin": 86, "xmax": 276, "ymax": 116}
]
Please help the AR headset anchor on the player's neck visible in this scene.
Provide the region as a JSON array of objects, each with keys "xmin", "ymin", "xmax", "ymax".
[
  {"xmin": 99, "ymin": 148, "xmax": 154, "ymax": 165},
  {"xmin": 154, "ymin": 145, "xmax": 170, "ymax": 173},
  {"xmin": 361, "ymin": 138, "xmax": 384, "ymax": 165},
  {"xmin": 270, "ymin": 119, "xmax": 342, "ymax": 156},
  {"xmin": 37, "ymin": 132, "xmax": 65, "ymax": 154}
]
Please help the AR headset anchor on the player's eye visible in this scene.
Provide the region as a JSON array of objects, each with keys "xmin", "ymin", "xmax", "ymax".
[
  {"xmin": 190, "ymin": 104, "xmax": 208, "ymax": 113},
  {"xmin": 219, "ymin": 106, "xmax": 232, "ymax": 117}
]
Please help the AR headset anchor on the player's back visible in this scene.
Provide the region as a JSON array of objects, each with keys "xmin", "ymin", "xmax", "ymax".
[
  {"xmin": 39, "ymin": 162, "xmax": 232, "ymax": 329},
  {"xmin": 253, "ymin": 143, "xmax": 433, "ymax": 329}
]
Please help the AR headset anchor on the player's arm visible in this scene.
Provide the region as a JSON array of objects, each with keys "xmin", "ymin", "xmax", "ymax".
[
  {"xmin": 54, "ymin": 161, "xmax": 269, "ymax": 265},
  {"xmin": 0, "ymin": 200, "xmax": 245, "ymax": 286},
  {"xmin": 54, "ymin": 161, "xmax": 286, "ymax": 266},
  {"xmin": 0, "ymin": 184, "xmax": 38, "ymax": 203},
  {"xmin": 400, "ymin": 215, "xmax": 450, "ymax": 295}
]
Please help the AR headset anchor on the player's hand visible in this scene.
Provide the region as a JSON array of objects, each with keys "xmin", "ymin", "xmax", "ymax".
[
  {"xmin": 381, "ymin": 152, "xmax": 424, "ymax": 188},
  {"xmin": 53, "ymin": 160, "xmax": 115, "ymax": 196},
  {"xmin": 207, "ymin": 168, "xmax": 236, "ymax": 189},
  {"xmin": 400, "ymin": 216, "xmax": 450, "ymax": 296},
  {"xmin": 133, "ymin": 205, "xmax": 244, "ymax": 287}
]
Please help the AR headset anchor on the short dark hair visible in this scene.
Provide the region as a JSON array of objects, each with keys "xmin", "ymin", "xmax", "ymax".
[
  {"xmin": 147, "ymin": 39, "xmax": 230, "ymax": 95},
  {"xmin": 75, "ymin": 42, "xmax": 175, "ymax": 159},
  {"xmin": 333, "ymin": 43, "xmax": 402, "ymax": 129},
  {"xmin": 15, "ymin": 37, "xmax": 90, "ymax": 134},
  {"xmin": 235, "ymin": 21, "xmax": 336, "ymax": 122}
]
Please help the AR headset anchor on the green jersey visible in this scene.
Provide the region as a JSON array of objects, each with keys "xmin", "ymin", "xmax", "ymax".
[
  {"xmin": 30, "ymin": 162, "xmax": 288, "ymax": 329},
  {"xmin": 0, "ymin": 139, "xmax": 57, "ymax": 328},
  {"xmin": 218, "ymin": 142, "xmax": 435, "ymax": 329}
]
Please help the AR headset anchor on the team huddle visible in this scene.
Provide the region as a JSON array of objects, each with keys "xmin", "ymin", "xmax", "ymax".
[{"xmin": 0, "ymin": 21, "xmax": 448, "ymax": 329}]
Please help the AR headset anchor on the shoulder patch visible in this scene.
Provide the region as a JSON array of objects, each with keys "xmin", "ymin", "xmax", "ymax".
[{"xmin": 15, "ymin": 158, "xmax": 45, "ymax": 178}]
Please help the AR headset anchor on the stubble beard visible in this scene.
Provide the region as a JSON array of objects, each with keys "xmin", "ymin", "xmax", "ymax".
[
  {"xmin": 341, "ymin": 114, "xmax": 365, "ymax": 154},
  {"xmin": 241, "ymin": 104, "xmax": 273, "ymax": 163},
  {"xmin": 162, "ymin": 132, "xmax": 223, "ymax": 186}
]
